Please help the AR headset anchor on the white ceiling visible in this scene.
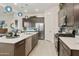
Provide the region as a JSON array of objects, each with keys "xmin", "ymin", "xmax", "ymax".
[{"xmin": 0, "ymin": 3, "xmax": 57, "ymax": 14}]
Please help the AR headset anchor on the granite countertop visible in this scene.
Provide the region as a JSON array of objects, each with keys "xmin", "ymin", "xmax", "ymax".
[
  {"xmin": 59, "ymin": 36, "xmax": 79, "ymax": 50},
  {"xmin": 0, "ymin": 32, "xmax": 38, "ymax": 44}
]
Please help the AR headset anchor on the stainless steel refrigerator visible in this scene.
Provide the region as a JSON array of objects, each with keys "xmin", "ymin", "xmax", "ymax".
[{"xmin": 35, "ymin": 23, "xmax": 44, "ymax": 40}]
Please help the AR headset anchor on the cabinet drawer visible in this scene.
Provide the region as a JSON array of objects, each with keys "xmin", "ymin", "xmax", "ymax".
[{"xmin": 15, "ymin": 40, "xmax": 25, "ymax": 48}]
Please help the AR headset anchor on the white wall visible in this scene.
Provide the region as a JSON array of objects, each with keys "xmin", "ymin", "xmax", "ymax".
[{"xmin": 44, "ymin": 4, "xmax": 59, "ymax": 43}]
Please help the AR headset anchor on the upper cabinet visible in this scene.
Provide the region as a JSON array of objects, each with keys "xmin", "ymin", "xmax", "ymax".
[
  {"xmin": 58, "ymin": 3, "xmax": 74, "ymax": 27},
  {"xmin": 65, "ymin": 3, "xmax": 74, "ymax": 26},
  {"xmin": 74, "ymin": 4, "xmax": 79, "ymax": 28},
  {"xmin": 22, "ymin": 16, "xmax": 44, "ymax": 28}
]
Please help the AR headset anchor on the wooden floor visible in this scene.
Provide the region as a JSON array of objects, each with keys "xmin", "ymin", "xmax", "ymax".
[{"xmin": 29, "ymin": 40, "xmax": 57, "ymax": 56}]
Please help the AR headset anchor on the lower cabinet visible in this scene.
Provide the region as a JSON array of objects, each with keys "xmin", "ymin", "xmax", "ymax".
[
  {"xmin": 25, "ymin": 33, "xmax": 38, "ymax": 55},
  {"xmin": 0, "ymin": 33, "xmax": 38, "ymax": 56},
  {"xmin": 0, "ymin": 40, "xmax": 25, "ymax": 56},
  {"xmin": 0, "ymin": 43, "xmax": 14, "ymax": 56},
  {"xmin": 54, "ymin": 34, "xmax": 59, "ymax": 55},
  {"xmin": 14, "ymin": 40, "xmax": 25, "ymax": 56},
  {"xmin": 32, "ymin": 33, "xmax": 38, "ymax": 49},
  {"xmin": 25, "ymin": 37, "xmax": 32, "ymax": 55},
  {"xmin": 59, "ymin": 39, "xmax": 71, "ymax": 56},
  {"xmin": 59, "ymin": 38, "xmax": 79, "ymax": 56}
]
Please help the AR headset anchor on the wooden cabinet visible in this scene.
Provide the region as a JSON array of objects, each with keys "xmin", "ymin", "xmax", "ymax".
[
  {"xmin": 25, "ymin": 33, "xmax": 38, "ymax": 55},
  {"xmin": 0, "ymin": 33, "xmax": 38, "ymax": 56},
  {"xmin": 32, "ymin": 33, "xmax": 38, "ymax": 49},
  {"xmin": 54, "ymin": 34, "xmax": 59, "ymax": 55},
  {"xmin": 59, "ymin": 37, "xmax": 79, "ymax": 56},
  {"xmin": 59, "ymin": 39, "xmax": 71, "ymax": 56},
  {"xmin": 25, "ymin": 37, "xmax": 32, "ymax": 55},
  {"xmin": 65, "ymin": 3, "xmax": 74, "ymax": 26},
  {"xmin": 59, "ymin": 3, "xmax": 74, "ymax": 27},
  {"xmin": 74, "ymin": 4, "xmax": 79, "ymax": 29},
  {"xmin": 0, "ymin": 43, "xmax": 14, "ymax": 56},
  {"xmin": 14, "ymin": 40, "xmax": 25, "ymax": 56},
  {"xmin": 0, "ymin": 40, "xmax": 25, "ymax": 56}
]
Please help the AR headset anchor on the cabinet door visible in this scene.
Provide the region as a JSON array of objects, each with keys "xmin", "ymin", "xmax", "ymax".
[
  {"xmin": 59, "ymin": 39, "xmax": 71, "ymax": 56},
  {"xmin": 65, "ymin": 3, "xmax": 74, "ymax": 26},
  {"xmin": 32, "ymin": 34, "xmax": 38, "ymax": 49},
  {"xmin": 35, "ymin": 33, "xmax": 38, "ymax": 46},
  {"xmin": 14, "ymin": 40, "xmax": 25, "ymax": 56},
  {"xmin": 59, "ymin": 43, "xmax": 69, "ymax": 56},
  {"xmin": 54, "ymin": 34, "xmax": 58, "ymax": 50},
  {"xmin": 25, "ymin": 37, "xmax": 32, "ymax": 55},
  {"xmin": 74, "ymin": 4, "xmax": 79, "ymax": 28},
  {"xmin": 59, "ymin": 41, "xmax": 64, "ymax": 56},
  {"xmin": 0, "ymin": 44, "xmax": 14, "ymax": 56}
]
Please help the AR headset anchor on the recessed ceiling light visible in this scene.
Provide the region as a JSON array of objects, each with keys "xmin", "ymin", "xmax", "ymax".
[{"xmin": 35, "ymin": 9, "xmax": 39, "ymax": 12}]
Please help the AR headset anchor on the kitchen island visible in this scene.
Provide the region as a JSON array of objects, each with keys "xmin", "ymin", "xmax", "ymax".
[
  {"xmin": 0, "ymin": 32, "xmax": 38, "ymax": 56},
  {"xmin": 59, "ymin": 37, "xmax": 79, "ymax": 56}
]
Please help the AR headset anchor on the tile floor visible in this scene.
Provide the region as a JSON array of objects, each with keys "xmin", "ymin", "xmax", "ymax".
[{"xmin": 29, "ymin": 40, "xmax": 57, "ymax": 56}]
